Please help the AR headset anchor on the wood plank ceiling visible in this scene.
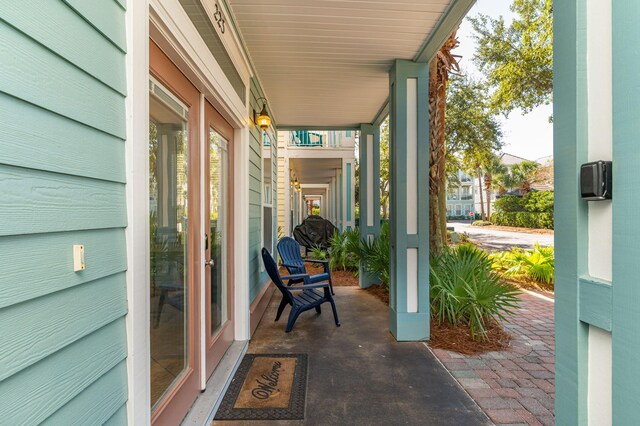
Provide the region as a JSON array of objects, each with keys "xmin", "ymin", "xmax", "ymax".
[{"xmin": 228, "ymin": 0, "xmax": 452, "ymax": 128}]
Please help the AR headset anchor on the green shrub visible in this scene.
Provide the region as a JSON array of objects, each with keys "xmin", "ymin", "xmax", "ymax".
[
  {"xmin": 329, "ymin": 228, "xmax": 361, "ymax": 271},
  {"xmin": 360, "ymin": 222, "xmax": 390, "ymax": 289},
  {"xmin": 430, "ymin": 244, "xmax": 521, "ymax": 341},
  {"xmin": 309, "ymin": 246, "xmax": 328, "ymax": 260},
  {"xmin": 490, "ymin": 244, "xmax": 555, "ymax": 285},
  {"xmin": 492, "ymin": 212, "xmax": 554, "ymax": 229},
  {"xmin": 492, "ymin": 191, "xmax": 554, "ymax": 229},
  {"xmin": 525, "ymin": 191, "xmax": 554, "ymax": 213},
  {"xmin": 472, "ymin": 220, "xmax": 492, "ymax": 226}
]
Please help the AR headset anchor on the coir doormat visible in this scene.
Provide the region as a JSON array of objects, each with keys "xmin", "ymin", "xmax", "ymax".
[{"xmin": 214, "ymin": 353, "xmax": 308, "ymax": 420}]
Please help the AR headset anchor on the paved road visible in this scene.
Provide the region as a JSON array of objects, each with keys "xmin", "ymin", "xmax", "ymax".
[{"xmin": 448, "ymin": 221, "xmax": 554, "ymax": 251}]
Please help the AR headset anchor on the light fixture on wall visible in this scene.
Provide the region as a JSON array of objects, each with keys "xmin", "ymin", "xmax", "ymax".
[
  {"xmin": 293, "ymin": 177, "xmax": 299, "ymax": 187},
  {"xmin": 254, "ymin": 97, "xmax": 271, "ymax": 131}
]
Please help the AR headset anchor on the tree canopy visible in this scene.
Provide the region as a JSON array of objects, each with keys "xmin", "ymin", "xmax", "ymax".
[
  {"xmin": 469, "ymin": 0, "xmax": 553, "ymax": 114},
  {"xmin": 445, "ymin": 74, "xmax": 503, "ymax": 165}
]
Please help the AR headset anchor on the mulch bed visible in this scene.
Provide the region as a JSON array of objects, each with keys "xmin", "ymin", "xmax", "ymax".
[
  {"xmin": 363, "ymin": 284, "xmax": 389, "ymax": 305},
  {"xmin": 429, "ymin": 320, "xmax": 512, "ymax": 355},
  {"xmin": 506, "ymin": 277, "xmax": 554, "ymax": 295},
  {"xmin": 278, "ymin": 265, "xmax": 359, "ymax": 287},
  {"xmin": 364, "ymin": 285, "xmax": 511, "ymax": 355}
]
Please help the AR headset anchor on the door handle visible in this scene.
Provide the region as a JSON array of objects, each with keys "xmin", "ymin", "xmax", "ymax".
[{"xmin": 205, "ymin": 259, "xmax": 215, "ymax": 268}]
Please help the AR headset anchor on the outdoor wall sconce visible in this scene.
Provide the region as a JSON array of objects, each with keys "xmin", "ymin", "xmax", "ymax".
[
  {"xmin": 581, "ymin": 160, "xmax": 612, "ymax": 200},
  {"xmin": 293, "ymin": 178, "xmax": 299, "ymax": 187},
  {"xmin": 254, "ymin": 97, "xmax": 271, "ymax": 131}
]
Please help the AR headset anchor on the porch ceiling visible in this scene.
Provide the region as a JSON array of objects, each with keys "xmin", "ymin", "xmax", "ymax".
[
  {"xmin": 228, "ymin": 0, "xmax": 454, "ymax": 128},
  {"xmin": 290, "ymin": 158, "xmax": 341, "ymax": 184}
]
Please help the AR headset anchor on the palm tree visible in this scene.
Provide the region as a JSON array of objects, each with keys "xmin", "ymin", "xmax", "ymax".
[
  {"xmin": 483, "ymin": 155, "xmax": 506, "ymax": 220},
  {"xmin": 429, "ymin": 31, "xmax": 460, "ymax": 254},
  {"xmin": 511, "ymin": 161, "xmax": 540, "ymax": 195},
  {"xmin": 493, "ymin": 160, "xmax": 540, "ymax": 196}
]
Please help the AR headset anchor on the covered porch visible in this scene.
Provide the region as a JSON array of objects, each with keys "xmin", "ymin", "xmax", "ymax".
[
  {"xmin": 231, "ymin": 0, "xmax": 475, "ymax": 341},
  {"xmin": 192, "ymin": 287, "xmax": 491, "ymax": 425}
]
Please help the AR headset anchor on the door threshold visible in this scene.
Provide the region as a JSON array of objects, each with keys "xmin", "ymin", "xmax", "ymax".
[{"xmin": 181, "ymin": 340, "xmax": 248, "ymax": 426}]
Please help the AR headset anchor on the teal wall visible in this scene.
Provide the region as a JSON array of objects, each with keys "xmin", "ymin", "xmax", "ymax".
[
  {"xmin": 611, "ymin": 1, "xmax": 640, "ymax": 423},
  {"xmin": 0, "ymin": 1, "xmax": 128, "ymax": 424},
  {"xmin": 553, "ymin": 0, "xmax": 640, "ymax": 423},
  {"xmin": 553, "ymin": 1, "xmax": 588, "ymax": 422},
  {"xmin": 346, "ymin": 163, "xmax": 352, "ymax": 223},
  {"xmin": 248, "ymin": 77, "xmax": 277, "ymax": 303}
]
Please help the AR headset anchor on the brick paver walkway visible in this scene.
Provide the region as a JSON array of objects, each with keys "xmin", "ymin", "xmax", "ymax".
[{"xmin": 430, "ymin": 292, "xmax": 555, "ymax": 426}]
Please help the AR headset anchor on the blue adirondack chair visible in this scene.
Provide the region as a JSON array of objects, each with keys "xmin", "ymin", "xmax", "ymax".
[
  {"xmin": 277, "ymin": 236, "xmax": 335, "ymax": 295},
  {"xmin": 262, "ymin": 248, "xmax": 340, "ymax": 333}
]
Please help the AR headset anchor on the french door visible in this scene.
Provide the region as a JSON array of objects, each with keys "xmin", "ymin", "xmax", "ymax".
[
  {"xmin": 204, "ymin": 101, "xmax": 234, "ymax": 378},
  {"xmin": 149, "ymin": 40, "xmax": 236, "ymax": 424},
  {"xmin": 149, "ymin": 40, "xmax": 201, "ymax": 425}
]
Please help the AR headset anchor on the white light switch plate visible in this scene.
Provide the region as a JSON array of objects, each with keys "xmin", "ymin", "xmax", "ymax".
[{"xmin": 73, "ymin": 244, "xmax": 85, "ymax": 272}]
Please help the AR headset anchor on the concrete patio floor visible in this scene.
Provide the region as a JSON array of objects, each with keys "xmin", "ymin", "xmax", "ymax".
[{"xmin": 214, "ymin": 287, "xmax": 491, "ymax": 426}]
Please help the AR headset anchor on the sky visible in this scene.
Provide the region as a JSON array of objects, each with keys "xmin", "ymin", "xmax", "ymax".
[{"xmin": 455, "ymin": 0, "xmax": 553, "ymax": 162}]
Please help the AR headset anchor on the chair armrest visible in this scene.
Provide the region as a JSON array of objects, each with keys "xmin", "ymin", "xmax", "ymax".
[
  {"xmin": 281, "ymin": 273, "xmax": 309, "ymax": 281},
  {"xmin": 288, "ymin": 282, "xmax": 329, "ymax": 290},
  {"xmin": 304, "ymin": 259, "xmax": 329, "ymax": 264}
]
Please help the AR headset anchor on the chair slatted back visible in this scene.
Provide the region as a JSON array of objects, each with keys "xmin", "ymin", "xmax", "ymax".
[
  {"xmin": 261, "ymin": 248, "xmax": 293, "ymax": 304},
  {"xmin": 277, "ymin": 237, "xmax": 306, "ymax": 275}
]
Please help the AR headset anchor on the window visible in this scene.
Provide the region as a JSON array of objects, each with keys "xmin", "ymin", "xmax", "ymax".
[
  {"xmin": 461, "ymin": 186, "xmax": 472, "ymax": 200},
  {"xmin": 464, "ymin": 204, "xmax": 472, "ymax": 215},
  {"xmin": 455, "ymin": 204, "xmax": 462, "ymax": 216},
  {"xmin": 448, "ymin": 187, "xmax": 458, "ymax": 200},
  {"xmin": 446, "ymin": 205, "xmax": 452, "ymax": 217},
  {"xmin": 262, "ymin": 134, "xmax": 273, "ymax": 261}
]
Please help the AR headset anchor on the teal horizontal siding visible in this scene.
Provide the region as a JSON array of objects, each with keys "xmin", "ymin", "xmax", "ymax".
[
  {"xmin": 0, "ymin": 20, "xmax": 125, "ymax": 139},
  {"xmin": 61, "ymin": 0, "xmax": 126, "ymax": 52},
  {"xmin": 0, "ymin": 93, "xmax": 126, "ymax": 183},
  {"xmin": 103, "ymin": 405, "xmax": 128, "ymax": 426},
  {"xmin": 0, "ymin": 229, "xmax": 127, "ymax": 309},
  {"xmin": 113, "ymin": 0, "xmax": 126, "ymax": 11},
  {"xmin": 249, "ymin": 78, "xmax": 270, "ymax": 302},
  {"xmin": 0, "ymin": 273, "xmax": 127, "ymax": 381},
  {"xmin": 0, "ymin": 319, "xmax": 127, "ymax": 425},
  {"xmin": 44, "ymin": 361, "xmax": 128, "ymax": 426},
  {"xmin": 0, "ymin": 1, "xmax": 126, "ymax": 94},
  {"xmin": 0, "ymin": 165, "xmax": 127, "ymax": 236},
  {"xmin": 0, "ymin": 2, "xmax": 128, "ymax": 424}
]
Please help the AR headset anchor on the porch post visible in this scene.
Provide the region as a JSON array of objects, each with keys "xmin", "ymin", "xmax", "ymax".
[
  {"xmin": 337, "ymin": 168, "xmax": 343, "ymax": 230},
  {"xmin": 359, "ymin": 123, "xmax": 381, "ymax": 288},
  {"xmin": 342, "ymin": 158, "xmax": 355, "ymax": 229},
  {"xmin": 283, "ymin": 160, "xmax": 291, "ymax": 235},
  {"xmin": 388, "ymin": 59, "xmax": 430, "ymax": 341}
]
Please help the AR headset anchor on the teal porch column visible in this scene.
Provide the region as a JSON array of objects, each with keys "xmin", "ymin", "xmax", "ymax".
[
  {"xmin": 358, "ymin": 123, "xmax": 381, "ymax": 288},
  {"xmin": 343, "ymin": 158, "xmax": 355, "ymax": 229},
  {"xmin": 338, "ymin": 168, "xmax": 343, "ymax": 231},
  {"xmin": 388, "ymin": 59, "xmax": 430, "ymax": 341}
]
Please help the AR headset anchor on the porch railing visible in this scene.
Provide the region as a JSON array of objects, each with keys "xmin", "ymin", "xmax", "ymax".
[
  {"xmin": 287, "ymin": 131, "xmax": 355, "ymax": 148},
  {"xmin": 289, "ymin": 131, "xmax": 323, "ymax": 147}
]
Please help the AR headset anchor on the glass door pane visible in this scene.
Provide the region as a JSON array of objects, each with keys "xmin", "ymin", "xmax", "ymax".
[
  {"xmin": 209, "ymin": 129, "xmax": 228, "ymax": 335},
  {"xmin": 149, "ymin": 79, "xmax": 189, "ymax": 408}
]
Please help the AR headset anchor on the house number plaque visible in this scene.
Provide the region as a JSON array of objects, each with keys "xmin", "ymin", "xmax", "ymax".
[{"xmin": 214, "ymin": 3, "xmax": 226, "ymax": 34}]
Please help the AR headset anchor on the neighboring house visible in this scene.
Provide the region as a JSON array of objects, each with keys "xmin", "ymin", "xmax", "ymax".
[
  {"xmin": 446, "ymin": 170, "xmax": 475, "ymax": 218},
  {"xmin": 277, "ymin": 130, "xmax": 356, "ymax": 235},
  {"xmin": 0, "ymin": 1, "xmax": 637, "ymax": 425},
  {"xmin": 472, "ymin": 153, "xmax": 555, "ymax": 216}
]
